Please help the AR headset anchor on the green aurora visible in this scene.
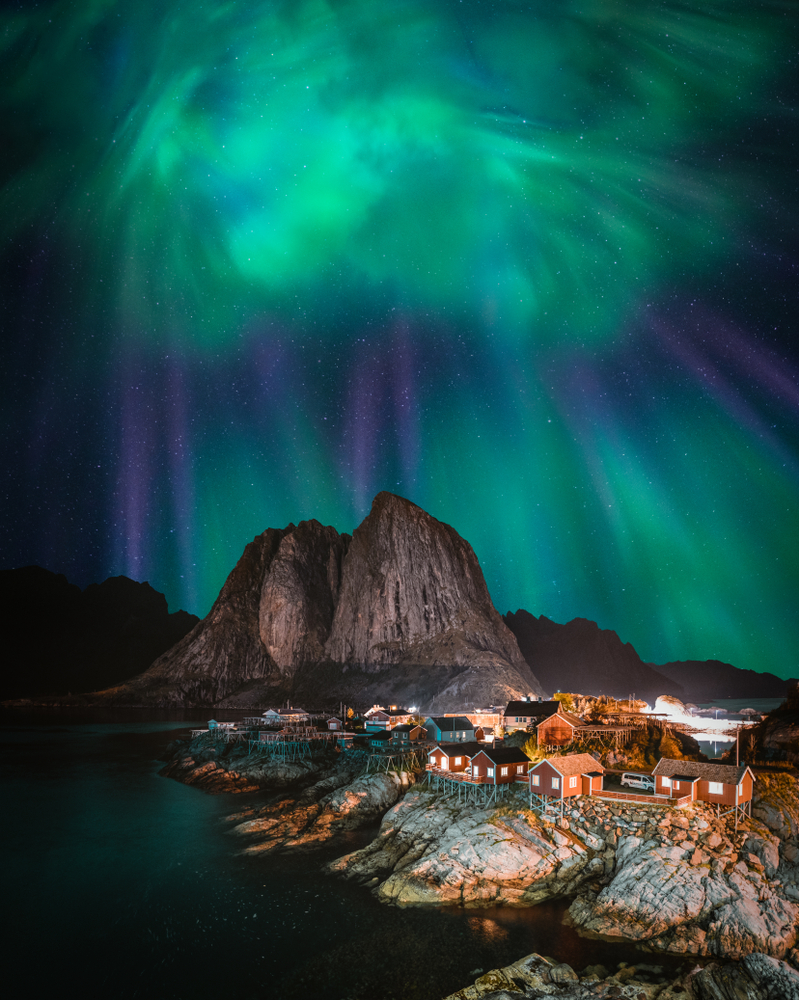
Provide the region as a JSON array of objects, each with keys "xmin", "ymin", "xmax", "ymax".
[{"xmin": 2, "ymin": 0, "xmax": 798, "ymax": 678}]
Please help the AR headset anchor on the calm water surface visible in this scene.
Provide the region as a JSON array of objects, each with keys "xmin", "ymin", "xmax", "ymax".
[{"xmin": 2, "ymin": 713, "xmax": 683, "ymax": 999}]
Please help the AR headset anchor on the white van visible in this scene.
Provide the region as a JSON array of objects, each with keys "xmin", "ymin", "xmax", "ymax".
[{"xmin": 620, "ymin": 772, "xmax": 655, "ymax": 791}]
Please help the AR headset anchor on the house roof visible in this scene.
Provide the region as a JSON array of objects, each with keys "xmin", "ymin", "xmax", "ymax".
[
  {"xmin": 652, "ymin": 758, "xmax": 753, "ymax": 785},
  {"xmin": 369, "ymin": 731, "xmax": 392, "ymax": 742},
  {"xmin": 392, "ymin": 724, "xmax": 423, "ymax": 734},
  {"xmin": 428, "ymin": 741, "xmax": 484, "ymax": 758},
  {"xmin": 539, "ymin": 710, "xmax": 583, "ymax": 728},
  {"xmin": 472, "ymin": 746, "xmax": 531, "ymax": 765},
  {"xmin": 504, "ymin": 700, "xmax": 562, "ymax": 718},
  {"xmin": 532, "ymin": 753, "xmax": 605, "ymax": 777},
  {"xmin": 426, "ymin": 716, "xmax": 474, "ymax": 731}
]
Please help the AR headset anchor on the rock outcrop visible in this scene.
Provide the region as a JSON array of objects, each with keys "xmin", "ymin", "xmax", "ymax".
[
  {"xmin": 503, "ymin": 611, "xmax": 682, "ymax": 703},
  {"xmin": 564, "ymin": 774, "xmax": 799, "ymax": 959},
  {"xmin": 99, "ymin": 493, "xmax": 544, "ymax": 709},
  {"xmin": 443, "ymin": 950, "xmax": 799, "ymax": 1000},
  {"xmin": 733, "ymin": 687, "xmax": 799, "ymax": 768},
  {"xmin": 329, "ymin": 773, "xmax": 799, "ymax": 962},
  {"xmin": 158, "ymin": 730, "xmax": 337, "ymax": 793},
  {"xmin": 230, "ymin": 769, "xmax": 415, "ymax": 853},
  {"xmin": 328, "ymin": 787, "xmax": 593, "ymax": 907}
]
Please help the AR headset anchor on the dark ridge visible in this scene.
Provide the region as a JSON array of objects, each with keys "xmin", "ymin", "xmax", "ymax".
[{"xmin": 0, "ymin": 566, "xmax": 199, "ymax": 700}]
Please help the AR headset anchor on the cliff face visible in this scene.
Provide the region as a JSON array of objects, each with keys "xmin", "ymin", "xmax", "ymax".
[
  {"xmin": 103, "ymin": 493, "xmax": 544, "ymax": 709},
  {"xmin": 503, "ymin": 610, "xmax": 683, "ymax": 704}
]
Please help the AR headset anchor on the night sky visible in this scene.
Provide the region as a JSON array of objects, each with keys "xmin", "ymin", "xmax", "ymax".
[{"xmin": 2, "ymin": 0, "xmax": 798, "ymax": 678}]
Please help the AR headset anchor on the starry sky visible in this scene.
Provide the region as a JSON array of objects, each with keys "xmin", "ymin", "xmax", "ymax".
[{"xmin": 2, "ymin": 0, "xmax": 798, "ymax": 678}]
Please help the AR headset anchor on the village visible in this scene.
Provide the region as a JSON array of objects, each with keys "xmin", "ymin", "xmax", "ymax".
[
  {"xmin": 194, "ymin": 694, "xmax": 757, "ymax": 826},
  {"xmin": 166, "ymin": 692, "xmax": 799, "ymax": 979}
]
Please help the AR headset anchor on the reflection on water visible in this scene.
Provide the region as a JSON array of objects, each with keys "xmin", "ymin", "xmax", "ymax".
[{"xmin": 2, "ymin": 714, "xmax": 686, "ymax": 999}]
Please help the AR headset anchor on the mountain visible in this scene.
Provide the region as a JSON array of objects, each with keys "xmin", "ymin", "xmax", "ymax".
[
  {"xmin": 651, "ymin": 659, "xmax": 798, "ymax": 704},
  {"xmin": 503, "ymin": 610, "xmax": 684, "ymax": 704},
  {"xmin": 0, "ymin": 567, "xmax": 199, "ymax": 700},
  {"xmin": 100, "ymin": 492, "xmax": 545, "ymax": 710}
]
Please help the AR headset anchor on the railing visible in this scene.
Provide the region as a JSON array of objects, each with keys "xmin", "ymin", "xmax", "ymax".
[
  {"xmin": 592, "ymin": 789, "xmax": 692, "ymax": 807},
  {"xmin": 426, "ymin": 767, "xmax": 488, "ymax": 784}
]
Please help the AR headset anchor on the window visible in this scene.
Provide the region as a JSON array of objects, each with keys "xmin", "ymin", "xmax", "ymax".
[
  {"xmin": 708, "ymin": 781, "xmax": 724, "ymax": 795},
  {"xmin": 501, "ymin": 766, "xmax": 508, "ymax": 776},
  {"xmin": 441, "ymin": 758, "xmax": 448, "ymax": 769},
  {"xmin": 517, "ymin": 765, "xmax": 524, "ymax": 773},
  {"xmin": 472, "ymin": 766, "xmax": 480, "ymax": 776},
  {"xmin": 552, "ymin": 777, "xmax": 560, "ymax": 789},
  {"xmin": 569, "ymin": 776, "xmax": 578, "ymax": 788},
  {"xmin": 531, "ymin": 774, "xmax": 540, "ymax": 786},
  {"xmin": 673, "ymin": 781, "xmax": 680, "ymax": 789},
  {"xmin": 487, "ymin": 767, "xmax": 494, "ymax": 778},
  {"xmin": 454, "ymin": 757, "xmax": 462, "ymax": 766},
  {"xmin": 661, "ymin": 776, "xmax": 671, "ymax": 788}
]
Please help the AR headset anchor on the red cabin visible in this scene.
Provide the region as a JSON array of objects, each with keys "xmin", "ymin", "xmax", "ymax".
[
  {"xmin": 528, "ymin": 753, "xmax": 605, "ymax": 800},
  {"xmin": 469, "ymin": 747, "xmax": 531, "ymax": 785},
  {"xmin": 652, "ymin": 759, "xmax": 754, "ymax": 813},
  {"xmin": 427, "ymin": 742, "xmax": 483, "ymax": 773},
  {"xmin": 536, "ymin": 711, "xmax": 583, "ymax": 747}
]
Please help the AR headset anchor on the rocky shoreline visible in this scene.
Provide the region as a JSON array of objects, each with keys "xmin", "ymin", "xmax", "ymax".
[
  {"xmin": 442, "ymin": 950, "xmax": 799, "ymax": 999},
  {"xmin": 161, "ymin": 734, "xmax": 799, "ymax": 997}
]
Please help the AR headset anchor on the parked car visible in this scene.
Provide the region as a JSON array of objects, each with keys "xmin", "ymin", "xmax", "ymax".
[{"xmin": 620, "ymin": 772, "xmax": 655, "ymax": 791}]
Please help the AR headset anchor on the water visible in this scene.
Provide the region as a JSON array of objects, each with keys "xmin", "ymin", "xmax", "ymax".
[
  {"xmin": 2, "ymin": 712, "xmax": 683, "ymax": 999},
  {"xmin": 696, "ymin": 738, "xmax": 735, "ymax": 759},
  {"xmin": 693, "ymin": 698, "xmax": 783, "ymax": 716}
]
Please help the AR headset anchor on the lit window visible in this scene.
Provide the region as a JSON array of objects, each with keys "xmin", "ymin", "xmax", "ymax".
[
  {"xmin": 441, "ymin": 758, "xmax": 448, "ymax": 769},
  {"xmin": 501, "ymin": 766, "xmax": 508, "ymax": 776},
  {"xmin": 673, "ymin": 781, "xmax": 680, "ymax": 789},
  {"xmin": 552, "ymin": 777, "xmax": 560, "ymax": 789},
  {"xmin": 708, "ymin": 781, "xmax": 724, "ymax": 795},
  {"xmin": 569, "ymin": 776, "xmax": 578, "ymax": 788},
  {"xmin": 454, "ymin": 757, "xmax": 462, "ymax": 766},
  {"xmin": 531, "ymin": 774, "xmax": 540, "ymax": 786},
  {"xmin": 517, "ymin": 765, "xmax": 524, "ymax": 773},
  {"xmin": 473, "ymin": 766, "xmax": 480, "ymax": 776},
  {"xmin": 661, "ymin": 776, "xmax": 671, "ymax": 787},
  {"xmin": 487, "ymin": 767, "xmax": 494, "ymax": 778}
]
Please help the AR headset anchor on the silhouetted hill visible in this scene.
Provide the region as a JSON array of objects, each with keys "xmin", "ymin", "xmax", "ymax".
[
  {"xmin": 651, "ymin": 659, "xmax": 798, "ymax": 704},
  {"xmin": 503, "ymin": 610, "xmax": 684, "ymax": 704},
  {"xmin": 0, "ymin": 567, "xmax": 199, "ymax": 699}
]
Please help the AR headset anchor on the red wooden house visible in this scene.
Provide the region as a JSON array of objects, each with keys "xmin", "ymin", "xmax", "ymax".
[
  {"xmin": 469, "ymin": 746, "xmax": 531, "ymax": 785},
  {"xmin": 528, "ymin": 753, "xmax": 605, "ymax": 804},
  {"xmin": 427, "ymin": 742, "xmax": 483, "ymax": 772},
  {"xmin": 652, "ymin": 759, "xmax": 755, "ymax": 817},
  {"xmin": 536, "ymin": 710, "xmax": 584, "ymax": 747}
]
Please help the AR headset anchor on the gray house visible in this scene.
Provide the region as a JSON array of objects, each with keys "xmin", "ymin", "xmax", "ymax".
[{"xmin": 423, "ymin": 716, "xmax": 476, "ymax": 743}]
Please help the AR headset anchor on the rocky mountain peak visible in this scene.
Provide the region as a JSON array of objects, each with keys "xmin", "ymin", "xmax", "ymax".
[{"xmin": 99, "ymin": 494, "xmax": 544, "ymax": 709}]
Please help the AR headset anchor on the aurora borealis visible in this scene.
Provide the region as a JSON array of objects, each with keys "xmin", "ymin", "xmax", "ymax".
[{"xmin": 2, "ymin": 0, "xmax": 797, "ymax": 679}]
